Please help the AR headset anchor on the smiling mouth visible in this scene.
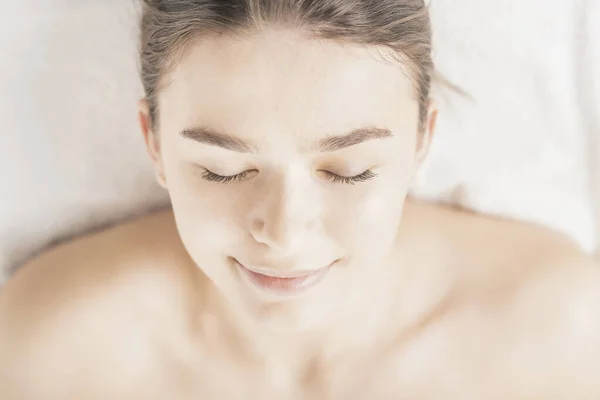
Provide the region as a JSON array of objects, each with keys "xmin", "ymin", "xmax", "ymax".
[{"xmin": 234, "ymin": 259, "xmax": 337, "ymax": 295}]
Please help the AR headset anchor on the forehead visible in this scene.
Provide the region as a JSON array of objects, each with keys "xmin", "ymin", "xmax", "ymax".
[{"xmin": 158, "ymin": 29, "xmax": 419, "ymax": 143}]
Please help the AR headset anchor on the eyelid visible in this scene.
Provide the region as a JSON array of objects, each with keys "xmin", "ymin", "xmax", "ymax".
[
  {"xmin": 200, "ymin": 168, "xmax": 257, "ymax": 184},
  {"xmin": 319, "ymin": 169, "xmax": 378, "ymax": 185},
  {"xmin": 199, "ymin": 166, "xmax": 377, "ymax": 185}
]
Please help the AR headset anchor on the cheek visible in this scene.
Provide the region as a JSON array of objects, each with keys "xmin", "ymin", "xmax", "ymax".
[
  {"xmin": 325, "ymin": 173, "xmax": 410, "ymax": 258},
  {"xmin": 163, "ymin": 164, "xmax": 247, "ymax": 256}
]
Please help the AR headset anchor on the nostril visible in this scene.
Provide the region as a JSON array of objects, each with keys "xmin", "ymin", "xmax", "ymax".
[{"xmin": 250, "ymin": 218, "xmax": 274, "ymax": 247}]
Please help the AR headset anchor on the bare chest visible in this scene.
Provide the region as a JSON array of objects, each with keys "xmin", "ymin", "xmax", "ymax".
[
  {"xmin": 169, "ymin": 358, "xmax": 402, "ymax": 400},
  {"xmin": 161, "ymin": 331, "xmax": 510, "ymax": 400},
  {"xmin": 139, "ymin": 299, "xmax": 561, "ymax": 400}
]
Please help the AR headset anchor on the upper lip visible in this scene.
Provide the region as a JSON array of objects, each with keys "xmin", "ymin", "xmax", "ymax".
[{"xmin": 235, "ymin": 260, "xmax": 336, "ymax": 279}]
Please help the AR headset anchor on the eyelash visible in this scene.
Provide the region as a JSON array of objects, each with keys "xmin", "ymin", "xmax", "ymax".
[
  {"xmin": 320, "ymin": 170, "xmax": 378, "ymax": 185},
  {"xmin": 201, "ymin": 169, "xmax": 253, "ymax": 184},
  {"xmin": 200, "ymin": 169, "xmax": 377, "ymax": 185}
]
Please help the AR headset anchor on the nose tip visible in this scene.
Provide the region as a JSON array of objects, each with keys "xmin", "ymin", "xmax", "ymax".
[{"xmin": 249, "ymin": 170, "xmax": 321, "ymax": 253}]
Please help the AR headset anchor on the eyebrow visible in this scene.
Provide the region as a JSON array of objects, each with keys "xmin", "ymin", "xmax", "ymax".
[
  {"xmin": 179, "ymin": 126, "xmax": 392, "ymax": 153},
  {"xmin": 317, "ymin": 127, "xmax": 393, "ymax": 152},
  {"xmin": 180, "ymin": 127, "xmax": 254, "ymax": 153}
]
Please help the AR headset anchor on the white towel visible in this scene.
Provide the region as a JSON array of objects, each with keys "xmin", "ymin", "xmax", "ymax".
[{"xmin": 411, "ymin": 0, "xmax": 600, "ymax": 253}]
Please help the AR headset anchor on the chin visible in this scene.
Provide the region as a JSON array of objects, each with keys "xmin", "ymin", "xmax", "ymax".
[
  {"xmin": 247, "ymin": 299, "xmax": 335, "ymax": 333},
  {"xmin": 226, "ymin": 275, "xmax": 340, "ymax": 332}
]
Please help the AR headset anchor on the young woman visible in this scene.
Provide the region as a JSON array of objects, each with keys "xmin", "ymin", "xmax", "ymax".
[{"xmin": 1, "ymin": 0, "xmax": 599, "ymax": 398}]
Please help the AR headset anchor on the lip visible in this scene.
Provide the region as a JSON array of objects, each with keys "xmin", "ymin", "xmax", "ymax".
[{"xmin": 235, "ymin": 259, "xmax": 336, "ymax": 295}]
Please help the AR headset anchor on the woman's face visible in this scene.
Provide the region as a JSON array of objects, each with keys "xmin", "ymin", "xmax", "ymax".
[{"xmin": 140, "ymin": 29, "xmax": 435, "ymax": 329}]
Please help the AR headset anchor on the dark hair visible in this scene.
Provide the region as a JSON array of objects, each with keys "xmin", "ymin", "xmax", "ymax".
[{"xmin": 140, "ymin": 0, "xmax": 433, "ymax": 131}]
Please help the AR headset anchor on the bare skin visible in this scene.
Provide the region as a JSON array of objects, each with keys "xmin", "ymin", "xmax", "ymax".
[
  {"xmin": 1, "ymin": 29, "xmax": 600, "ymax": 399},
  {"xmin": 1, "ymin": 200, "xmax": 599, "ymax": 399}
]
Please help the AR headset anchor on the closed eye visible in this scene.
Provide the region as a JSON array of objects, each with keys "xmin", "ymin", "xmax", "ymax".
[
  {"xmin": 200, "ymin": 169, "xmax": 256, "ymax": 183},
  {"xmin": 200, "ymin": 168, "xmax": 377, "ymax": 185},
  {"xmin": 320, "ymin": 170, "xmax": 377, "ymax": 185}
]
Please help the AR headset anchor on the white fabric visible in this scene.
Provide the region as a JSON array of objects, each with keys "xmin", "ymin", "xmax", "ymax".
[
  {"xmin": 412, "ymin": 0, "xmax": 599, "ymax": 252},
  {"xmin": 1, "ymin": 0, "xmax": 599, "ymax": 284},
  {"xmin": 0, "ymin": 0, "xmax": 168, "ymax": 283}
]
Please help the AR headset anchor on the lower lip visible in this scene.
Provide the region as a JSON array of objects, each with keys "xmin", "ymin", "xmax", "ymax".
[{"xmin": 235, "ymin": 261, "xmax": 334, "ymax": 295}]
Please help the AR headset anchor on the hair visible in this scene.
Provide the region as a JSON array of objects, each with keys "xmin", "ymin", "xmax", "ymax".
[{"xmin": 140, "ymin": 0, "xmax": 433, "ymax": 132}]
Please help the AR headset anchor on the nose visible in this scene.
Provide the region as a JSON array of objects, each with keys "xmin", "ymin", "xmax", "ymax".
[{"xmin": 250, "ymin": 170, "xmax": 321, "ymax": 254}]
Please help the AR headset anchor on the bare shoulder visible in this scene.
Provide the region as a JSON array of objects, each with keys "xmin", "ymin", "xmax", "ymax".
[
  {"xmin": 425, "ymin": 261, "xmax": 600, "ymax": 399},
  {"xmin": 401, "ymin": 201, "xmax": 600, "ymax": 397},
  {"xmin": 0, "ymin": 208, "xmax": 195, "ymax": 330},
  {"xmin": 499, "ymin": 256, "xmax": 600, "ymax": 397},
  {"xmin": 0, "ymin": 208, "xmax": 197, "ymax": 398},
  {"xmin": 443, "ymin": 208, "xmax": 600, "ymax": 397}
]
